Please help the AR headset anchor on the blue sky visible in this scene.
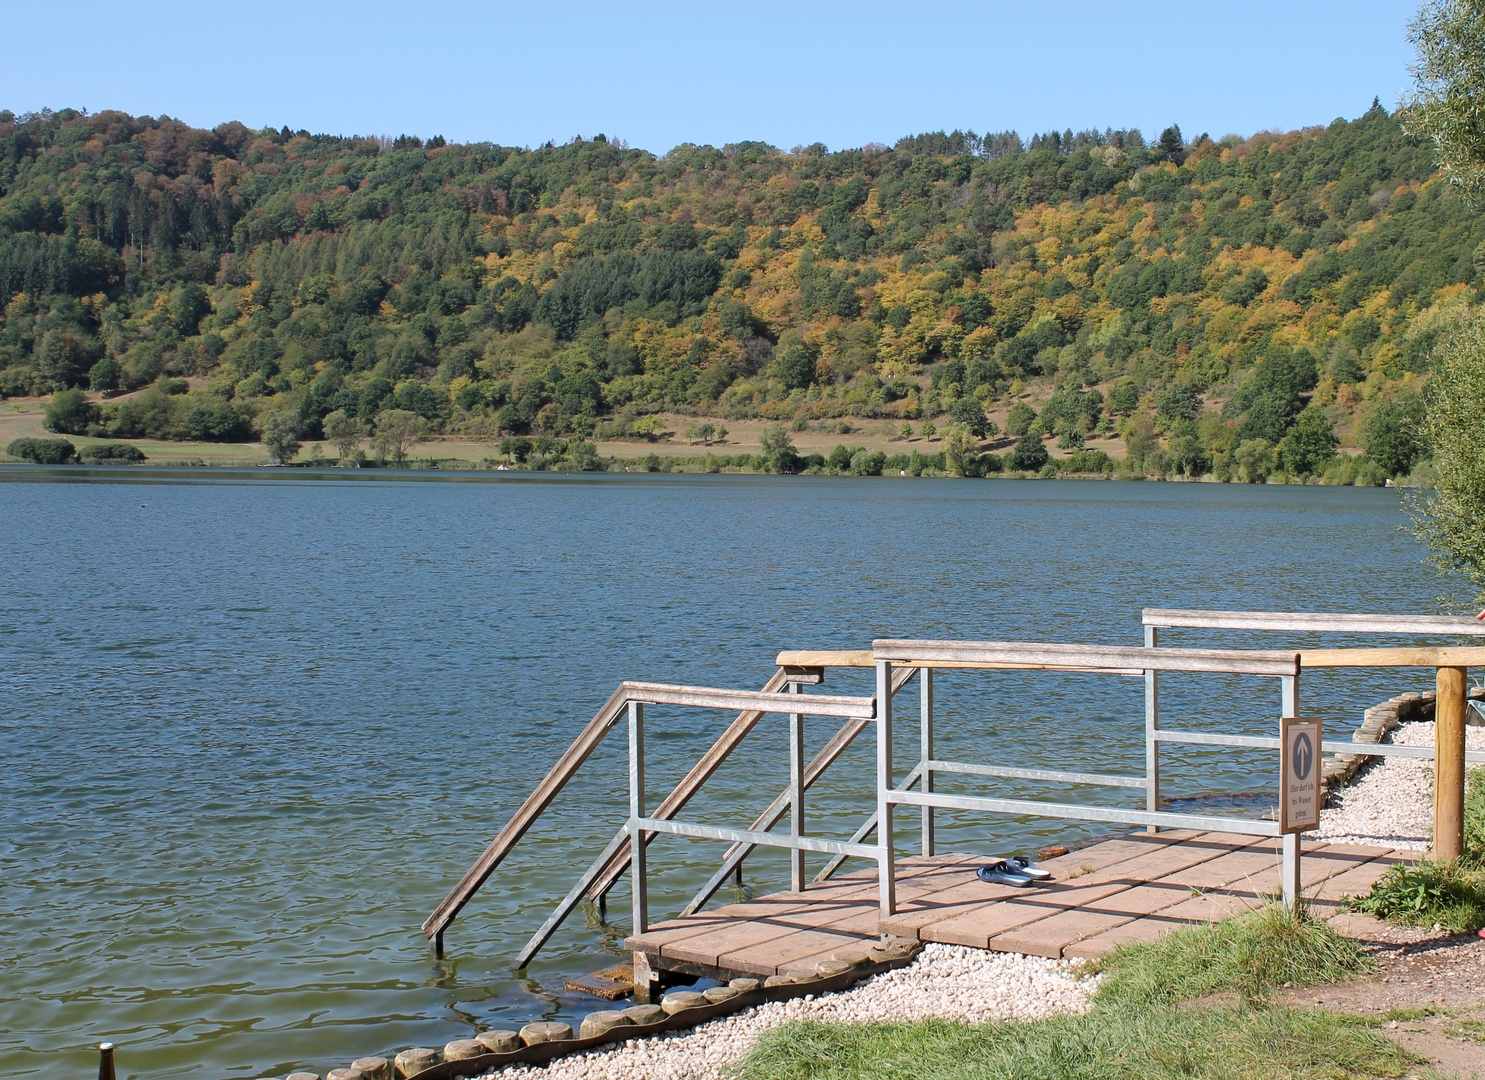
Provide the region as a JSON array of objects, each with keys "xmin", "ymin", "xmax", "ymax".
[{"xmin": 6, "ymin": 1, "xmax": 1418, "ymax": 153}]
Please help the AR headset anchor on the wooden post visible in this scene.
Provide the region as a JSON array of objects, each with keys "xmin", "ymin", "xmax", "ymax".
[{"xmin": 1435, "ymin": 666, "xmax": 1468, "ymax": 861}]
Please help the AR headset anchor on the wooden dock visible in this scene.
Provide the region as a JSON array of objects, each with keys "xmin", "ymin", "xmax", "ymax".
[{"xmin": 626, "ymin": 829, "xmax": 1404, "ymax": 980}]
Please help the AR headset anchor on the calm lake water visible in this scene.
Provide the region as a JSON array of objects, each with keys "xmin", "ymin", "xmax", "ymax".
[{"xmin": 0, "ymin": 470, "xmax": 1446, "ymax": 1079}]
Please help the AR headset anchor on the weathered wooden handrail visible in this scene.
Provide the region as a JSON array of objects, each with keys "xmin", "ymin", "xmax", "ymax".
[
  {"xmin": 775, "ymin": 649, "xmax": 1143, "ymax": 674},
  {"xmin": 1299, "ymin": 647, "xmax": 1485, "ymax": 668},
  {"xmin": 1144, "ymin": 607, "xmax": 1485, "ymax": 636},
  {"xmin": 617, "ymin": 681, "xmax": 876, "ymax": 718},
  {"xmin": 784, "ymin": 644, "xmax": 1485, "ymax": 670},
  {"xmin": 874, "ymin": 640, "xmax": 1302, "ymax": 676}
]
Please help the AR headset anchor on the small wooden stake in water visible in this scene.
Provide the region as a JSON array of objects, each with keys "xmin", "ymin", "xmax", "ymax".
[{"xmin": 98, "ymin": 1043, "xmax": 116, "ymax": 1080}]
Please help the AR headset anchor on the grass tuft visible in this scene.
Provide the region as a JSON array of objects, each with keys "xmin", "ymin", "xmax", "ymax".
[{"xmin": 1091, "ymin": 901, "xmax": 1373, "ymax": 1006}]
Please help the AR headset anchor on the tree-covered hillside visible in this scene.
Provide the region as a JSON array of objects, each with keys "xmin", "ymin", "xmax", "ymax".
[{"xmin": 0, "ymin": 103, "xmax": 1475, "ymax": 478}]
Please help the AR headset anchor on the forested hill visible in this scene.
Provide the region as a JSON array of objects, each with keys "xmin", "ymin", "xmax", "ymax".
[{"xmin": 0, "ymin": 104, "xmax": 1477, "ymax": 476}]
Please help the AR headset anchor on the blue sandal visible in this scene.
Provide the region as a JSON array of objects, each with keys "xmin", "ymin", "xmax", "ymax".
[
  {"xmin": 977, "ymin": 860, "xmax": 1034, "ymax": 888},
  {"xmin": 1010, "ymin": 855, "xmax": 1053, "ymax": 881}
]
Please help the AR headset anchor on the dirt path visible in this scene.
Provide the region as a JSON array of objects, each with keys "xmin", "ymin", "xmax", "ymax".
[{"xmin": 1283, "ymin": 914, "xmax": 1485, "ymax": 1077}]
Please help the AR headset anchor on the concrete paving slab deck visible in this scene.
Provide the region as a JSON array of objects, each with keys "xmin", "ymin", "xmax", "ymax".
[
  {"xmin": 727, "ymin": 926, "xmax": 875, "ymax": 975},
  {"xmin": 1032, "ymin": 830, "xmax": 1204, "ymax": 878},
  {"xmin": 630, "ymin": 858, "xmax": 980, "ymax": 959},
  {"xmin": 625, "ymin": 832, "xmax": 1399, "ymax": 979},
  {"xmin": 1157, "ymin": 842, "xmax": 1286, "ymax": 891},
  {"xmin": 1145, "ymin": 843, "xmax": 1376, "ymax": 915},
  {"xmin": 877, "ymin": 835, "xmax": 1264, "ymax": 938},
  {"xmin": 1074, "ymin": 833, "xmax": 1267, "ymax": 889},
  {"xmin": 1141, "ymin": 890, "xmax": 1270, "ymax": 926},
  {"xmin": 655, "ymin": 918, "xmax": 818, "ymax": 969},
  {"xmin": 1054, "ymin": 846, "xmax": 1395, "ymax": 961},
  {"xmin": 986, "ymin": 878, "xmax": 1220, "ymax": 957},
  {"xmin": 773, "ymin": 853, "xmax": 984, "ymax": 905},
  {"xmin": 648, "ymin": 899, "xmax": 878, "ymax": 967},
  {"xmin": 919, "ymin": 880, "xmax": 1135, "ymax": 949},
  {"xmin": 878, "ymin": 877, "xmax": 1029, "ymax": 937},
  {"xmin": 627, "ymin": 895, "xmax": 835, "ymax": 953},
  {"xmin": 1062, "ymin": 915, "xmax": 1191, "ymax": 958},
  {"xmin": 989, "ymin": 911, "xmax": 1135, "ymax": 958}
]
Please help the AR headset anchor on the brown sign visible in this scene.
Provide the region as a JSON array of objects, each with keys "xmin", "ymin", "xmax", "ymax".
[{"xmin": 1280, "ymin": 717, "xmax": 1322, "ymax": 834}]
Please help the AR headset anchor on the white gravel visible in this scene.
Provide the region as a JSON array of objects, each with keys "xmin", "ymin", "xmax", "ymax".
[
  {"xmin": 479, "ymin": 716, "xmax": 1480, "ymax": 1078},
  {"xmin": 1314, "ymin": 719, "xmax": 1485, "ymax": 851},
  {"xmin": 484, "ymin": 946, "xmax": 1094, "ymax": 1080}
]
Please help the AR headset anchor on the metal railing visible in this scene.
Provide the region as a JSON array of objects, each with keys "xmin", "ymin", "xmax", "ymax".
[
  {"xmin": 865, "ymin": 640, "xmax": 1306, "ymax": 909},
  {"xmin": 1143, "ymin": 608, "xmax": 1485, "ymax": 858},
  {"xmin": 426, "ymin": 609, "xmax": 1485, "ymax": 970}
]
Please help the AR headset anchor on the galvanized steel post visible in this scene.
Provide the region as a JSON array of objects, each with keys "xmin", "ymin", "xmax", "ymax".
[
  {"xmin": 1144, "ymin": 625, "xmax": 1159, "ymax": 833},
  {"xmin": 788, "ymin": 682, "xmax": 805, "ymax": 893},
  {"xmin": 920, "ymin": 667, "xmax": 935, "ymax": 857},
  {"xmin": 628, "ymin": 699, "xmax": 648, "ymax": 935},
  {"xmin": 1280, "ymin": 674, "xmax": 1301, "ymax": 908},
  {"xmin": 876, "ymin": 659, "xmax": 896, "ymax": 917}
]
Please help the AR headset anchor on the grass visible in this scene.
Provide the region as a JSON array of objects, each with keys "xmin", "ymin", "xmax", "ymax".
[
  {"xmin": 1380, "ymin": 1005, "xmax": 1436, "ymax": 1023},
  {"xmin": 1442, "ymin": 1017, "xmax": 1485, "ymax": 1041},
  {"xmin": 1090, "ymin": 901, "xmax": 1373, "ymax": 1008},
  {"xmin": 736, "ymin": 904, "xmax": 1411, "ymax": 1080},
  {"xmin": 738, "ymin": 1009, "xmax": 1413, "ymax": 1080}
]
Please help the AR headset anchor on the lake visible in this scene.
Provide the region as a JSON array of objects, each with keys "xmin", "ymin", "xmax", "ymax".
[{"xmin": 0, "ymin": 469, "xmax": 1445, "ymax": 1079}]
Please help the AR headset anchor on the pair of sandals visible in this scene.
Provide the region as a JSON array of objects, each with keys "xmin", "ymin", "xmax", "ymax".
[{"xmin": 976, "ymin": 855, "xmax": 1053, "ymax": 888}]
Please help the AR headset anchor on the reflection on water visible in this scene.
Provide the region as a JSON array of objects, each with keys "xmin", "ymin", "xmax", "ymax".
[{"xmin": 0, "ymin": 469, "xmax": 1442, "ymax": 1078}]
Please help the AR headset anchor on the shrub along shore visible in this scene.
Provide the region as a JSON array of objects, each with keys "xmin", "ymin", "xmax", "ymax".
[{"xmin": 4, "ymin": 422, "xmax": 1427, "ymax": 484}]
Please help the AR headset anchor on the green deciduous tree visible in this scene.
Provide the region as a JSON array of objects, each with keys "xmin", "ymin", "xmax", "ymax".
[
  {"xmin": 1005, "ymin": 401, "xmax": 1037, "ymax": 437},
  {"xmin": 1235, "ymin": 438, "xmax": 1276, "ymax": 483},
  {"xmin": 759, "ymin": 422, "xmax": 801, "ymax": 473},
  {"xmin": 1011, "ymin": 432, "xmax": 1049, "ymax": 472},
  {"xmin": 1155, "ymin": 384, "xmax": 1202, "ymax": 425},
  {"xmin": 261, "ymin": 408, "xmax": 303, "ymax": 465},
  {"xmin": 44, "ymin": 388, "xmax": 99, "ymax": 434},
  {"xmin": 949, "ymin": 396, "xmax": 994, "ymax": 437},
  {"xmin": 7, "ymin": 436, "xmax": 76, "ymax": 463},
  {"xmin": 1411, "ymin": 311, "xmax": 1485, "ymax": 602},
  {"xmin": 1407, "ymin": 0, "xmax": 1485, "ymax": 204},
  {"xmin": 1277, "ymin": 406, "xmax": 1340, "ymax": 476},
  {"xmin": 1363, "ymin": 391, "xmax": 1427, "ymax": 476},
  {"xmin": 1404, "ymin": 3, "xmax": 1485, "ymax": 603},
  {"xmin": 940, "ymin": 422, "xmax": 978, "ymax": 475},
  {"xmin": 322, "ymin": 409, "xmax": 365, "ymax": 462},
  {"xmin": 372, "ymin": 408, "xmax": 428, "ymax": 465}
]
